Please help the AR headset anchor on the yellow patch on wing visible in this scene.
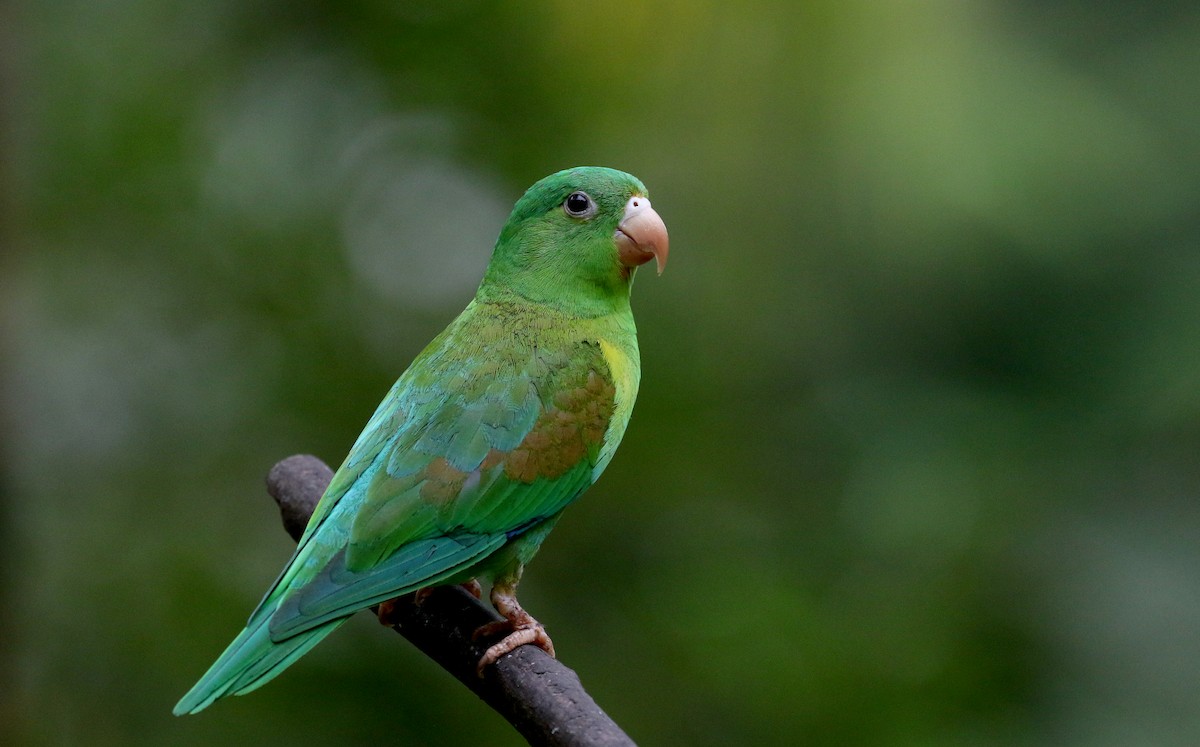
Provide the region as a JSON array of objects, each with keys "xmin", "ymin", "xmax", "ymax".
[
  {"xmin": 596, "ymin": 338, "xmax": 640, "ymax": 478},
  {"xmin": 599, "ymin": 339, "xmax": 635, "ymax": 400}
]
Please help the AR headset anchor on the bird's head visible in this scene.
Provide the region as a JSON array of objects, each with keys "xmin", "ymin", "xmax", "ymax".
[{"xmin": 479, "ymin": 167, "xmax": 669, "ymax": 315}]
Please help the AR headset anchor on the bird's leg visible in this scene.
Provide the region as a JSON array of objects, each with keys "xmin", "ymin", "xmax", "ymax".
[
  {"xmin": 474, "ymin": 577, "xmax": 555, "ymax": 676},
  {"xmin": 376, "ymin": 579, "xmax": 482, "ymax": 626}
]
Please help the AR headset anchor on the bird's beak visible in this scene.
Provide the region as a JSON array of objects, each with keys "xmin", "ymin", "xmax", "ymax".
[{"xmin": 615, "ymin": 196, "xmax": 669, "ymax": 275}]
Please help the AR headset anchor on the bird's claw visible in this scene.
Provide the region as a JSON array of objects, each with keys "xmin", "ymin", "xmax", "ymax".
[
  {"xmin": 376, "ymin": 598, "xmax": 404, "ymax": 627},
  {"xmin": 413, "ymin": 587, "xmax": 436, "ymax": 607},
  {"xmin": 461, "ymin": 578, "xmax": 483, "ymax": 599},
  {"xmin": 475, "ymin": 619, "xmax": 555, "ymax": 677},
  {"xmin": 473, "ymin": 579, "xmax": 555, "ymax": 676}
]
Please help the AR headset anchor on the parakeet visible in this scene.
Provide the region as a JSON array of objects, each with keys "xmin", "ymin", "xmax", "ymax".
[{"xmin": 174, "ymin": 166, "xmax": 669, "ymax": 715}]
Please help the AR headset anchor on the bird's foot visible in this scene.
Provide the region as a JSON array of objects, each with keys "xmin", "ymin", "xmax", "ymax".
[
  {"xmin": 413, "ymin": 587, "xmax": 436, "ymax": 606},
  {"xmin": 476, "ymin": 623, "xmax": 554, "ymax": 676},
  {"xmin": 376, "ymin": 598, "xmax": 404, "ymax": 626},
  {"xmin": 473, "ymin": 587, "xmax": 555, "ymax": 676},
  {"xmin": 461, "ymin": 578, "xmax": 483, "ymax": 599}
]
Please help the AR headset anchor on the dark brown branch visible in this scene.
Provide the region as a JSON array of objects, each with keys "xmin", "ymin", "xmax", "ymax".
[{"xmin": 265, "ymin": 454, "xmax": 636, "ymax": 747}]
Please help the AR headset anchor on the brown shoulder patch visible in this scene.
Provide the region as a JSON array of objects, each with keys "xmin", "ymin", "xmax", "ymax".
[
  {"xmin": 419, "ymin": 456, "xmax": 468, "ymax": 504},
  {"xmin": 502, "ymin": 355, "xmax": 617, "ymax": 483}
]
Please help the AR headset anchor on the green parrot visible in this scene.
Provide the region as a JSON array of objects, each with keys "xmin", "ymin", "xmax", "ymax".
[{"xmin": 174, "ymin": 166, "xmax": 669, "ymax": 715}]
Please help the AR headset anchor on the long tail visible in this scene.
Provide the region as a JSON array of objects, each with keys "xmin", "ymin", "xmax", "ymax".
[{"xmin": 173, "ymin": 610, "xmax": 346, "ymax": 715}]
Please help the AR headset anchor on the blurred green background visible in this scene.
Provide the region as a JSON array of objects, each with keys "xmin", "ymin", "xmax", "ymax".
[{"xmin": 3, "ymin": 1, "xmax": 1199, "ymax": 745}]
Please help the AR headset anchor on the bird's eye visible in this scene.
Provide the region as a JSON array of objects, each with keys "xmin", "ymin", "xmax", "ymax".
[{"xmin": 563, "ymin": 191, "xmax": 595, "ymax": 218}]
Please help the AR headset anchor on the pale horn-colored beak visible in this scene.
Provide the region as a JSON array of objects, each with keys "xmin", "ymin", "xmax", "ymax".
[{"xmin": 614, "ymin": 196, "xmax": 669, "ymax": 275}]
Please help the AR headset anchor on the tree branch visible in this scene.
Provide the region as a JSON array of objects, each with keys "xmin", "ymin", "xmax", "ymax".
[{"xmin": 265, "ymin": 454, "xmax": 636, "ymax": 747}]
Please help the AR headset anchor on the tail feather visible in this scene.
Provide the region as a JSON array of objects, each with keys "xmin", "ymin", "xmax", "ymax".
[{"xmin": 173, "ymin": 613, "xmax": 345, "ymax": 715}]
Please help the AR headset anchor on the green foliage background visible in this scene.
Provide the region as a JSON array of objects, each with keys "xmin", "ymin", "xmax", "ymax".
[{"xmin": 3, "ymin": 2, "xmax": 1199, "ymax": 745}]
